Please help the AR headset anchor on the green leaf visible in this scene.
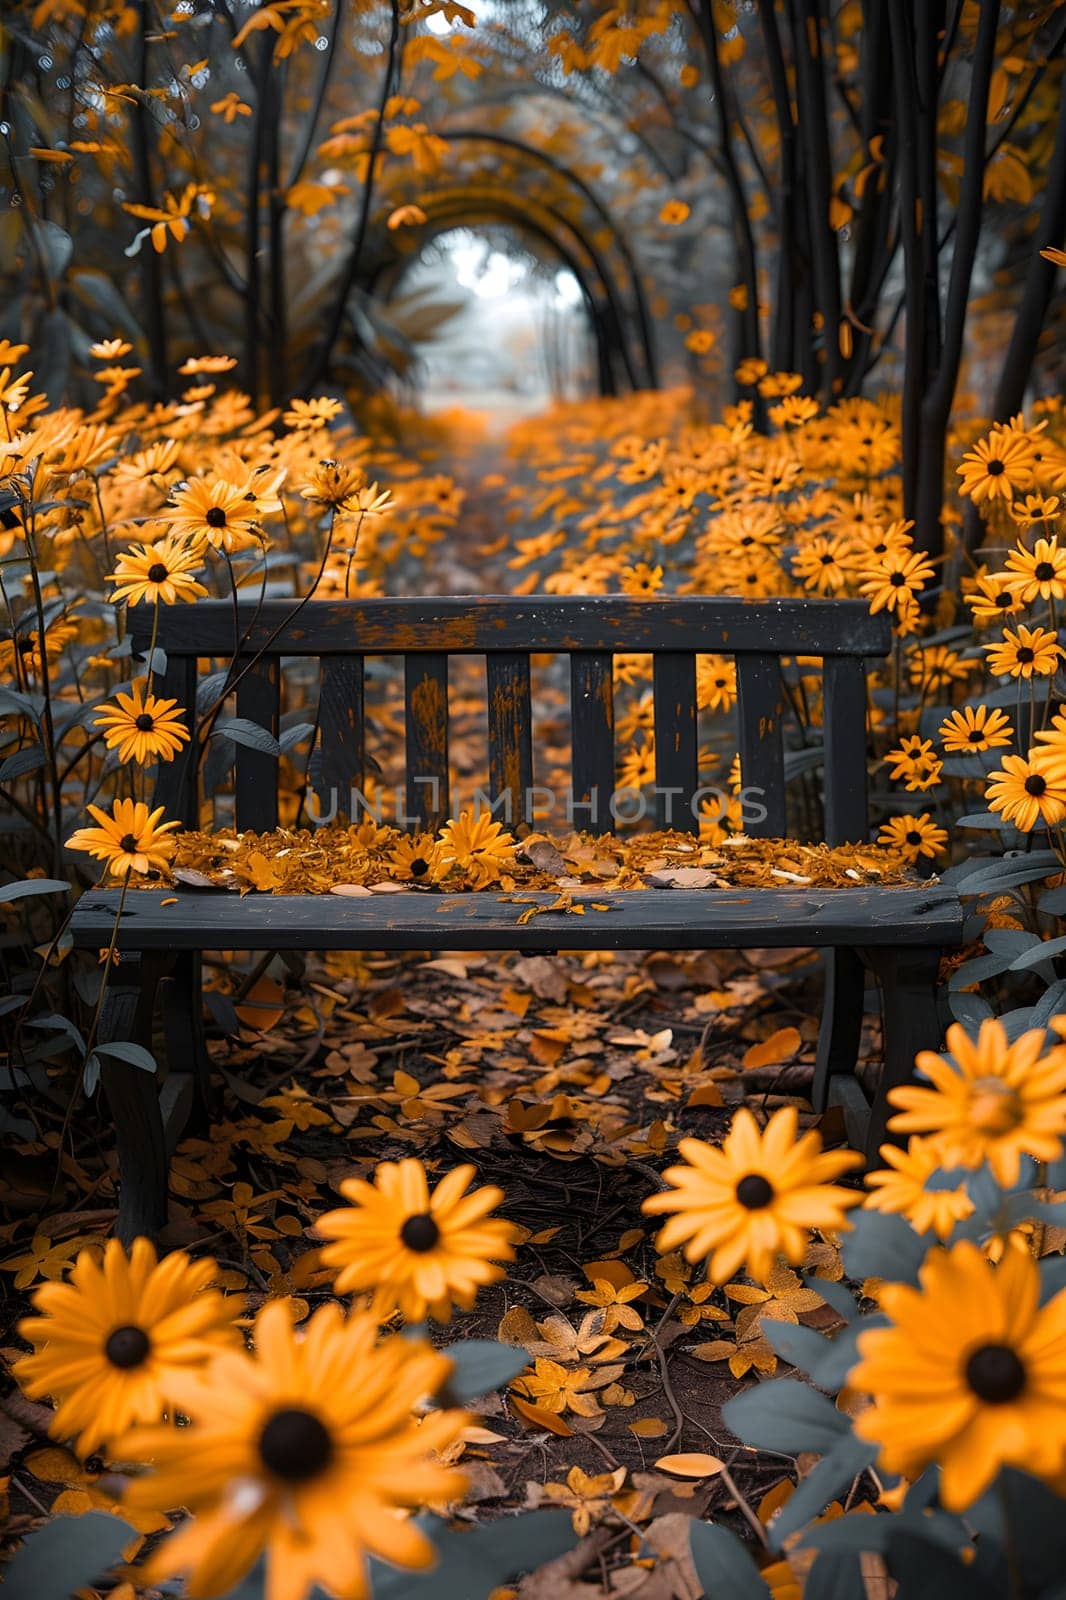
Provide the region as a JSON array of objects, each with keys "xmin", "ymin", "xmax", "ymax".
[
  {"xmin": 441, "ymin": 1338, "xmax": 530, "ymax": 1401},
  {"xmin": 67, "ymin": 267, "xmax": 145, "ymax": 340},
  {"xmin": 93, "ymin": 1040, "xmax": 158, "ymax": 1073},
  {"xmin": 1030, "ymin": 979, "xmax": 1066, "ymax": 1030},
  {"xmin": 955, "ymin": 812, "xmax": 1014, "ymax": 831},
  {"xmin": 0, "ymin": 685, "xmax": 43, "ymax": 719},
  {"xmin": 2, "ymin": 1510, "xmax": 137, "ymax": 1600},
  {"xmin": 0, "ymin": 877, "xmax": 70, "ymax": 903},
  {"xmin": 948, "ymin": 991, "xmax": 994, "ymax": 1032},
  {"xmin": 804, "ymin": 1548, "xmax": 868, "ymax": 1599},
  {"xmin": 368, "ymin": 1512, "xmax": 579, "ymax": 1598},
  {"xmin": 688, "ymin": 1520, "xmax": 772, "ymax": 1597},
  {"xmin": 770, "ymin": 1434, "xmax": 878, "ymax": 1546},
  {"xmin": 800, "ymin": 1272, "xmax": 857, "ymax": 1324},
  {"xmin": 212, "ymin": 717, "xmax": 282, "ymax": 757},
  {"xmin": 279, "ymin": 720, "xmax": 316, "ymax": 754},
  {"xmin": 0, "ymin": 743, "xmax": 46, "ymax": 780},
  {"xmin": 723, "ymin": 1378, "xmax": 851, "ymax": 1455},
  {"xmin": 886, "ymin": 1528, "xmax": 1000, "ymax": 1598},
  {"xmin": 1010, "ymin": 935, "xmax": 1066, "ymax": 971},
  {"xmin": 762, "ymin": 1319, "xmax": 872, "ymax": 1391},
  {"xmin": 840, "ymin": 1210, "xmax": 925, "ymax": 1286}
]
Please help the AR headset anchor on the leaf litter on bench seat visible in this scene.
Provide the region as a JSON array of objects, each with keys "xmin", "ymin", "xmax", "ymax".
[{"xmin": 129, "ymin": 824, "xmax": 919, "ymax": 896}]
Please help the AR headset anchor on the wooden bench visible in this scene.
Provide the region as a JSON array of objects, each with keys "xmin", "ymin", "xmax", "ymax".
[{"xmin": 69, "ymin": 597, "xmax": 964, "ymax": 1241}]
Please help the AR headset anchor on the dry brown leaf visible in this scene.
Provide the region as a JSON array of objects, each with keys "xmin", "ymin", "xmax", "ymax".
[
  {"xmin": 510, "ymin": 1394, "xmax": 574, "ymax": 1436},
  {"xmin": 645, "ymin": 867, "xmax": 719, "ymax": 889},
  {"xmin": 629, "ymin": 1417, "xmax": 669, "ymax": 1437},
  {"xmin": 653, "ymin": 1452, "xmax": 725, "ymax": 1478},
  {"xmin": 742, "ymin": 1025, "xmax": 802, "ymax": 1071}
]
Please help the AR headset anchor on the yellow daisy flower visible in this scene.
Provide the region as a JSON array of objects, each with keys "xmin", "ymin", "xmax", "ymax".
[
  {"xmin": 876, "ymin": 813, "xmax": 948, "ymax": 861},
  {"xmin": 93, "ymin": 678, "xmax": 191, "ymax": 765},
  {"xmin": 986, "ymin": 752, "xmax": 1066, "ymax": 832},
  {"xmin": 316, "ymin": 1158, "xmax": 516, "ymax": 1322},
  {"xmin": 436, "ymin": 810, "xmax": 516, "ymax": 888},
  {"xmin": 67, "ymin": 797, "xmax": 180, "ymax": 877},
  {"xmin": 938, "ymin": 705, "xmax": 1014, "ymax": 753},
  {"xmin": 14, "ymin": 1238, "xmax": 241, "ymax": 1455},
  {"xmin": 120, "ymin": 1300, "xmax": 468, "ymax": 1600},
  {"xmin": 984, "ymin": 623, "xmax": 1061, "ymax": 679},
  {"xmin": 957, "ymin": 429, "xmax": 1037, "ymax": 504},
  {"xmin": 641, "ymin": 1107, "xmax": 862, "ymax": 1286},
  {"xmin": 107, "ymin": 534, "xmax": 208, "ymax": 607},
  {"xmin": 1004, "ymin": 536, "xmax": 1066, "ymax": 604},
  {"xmin": 888, "ymin": 1017, "xmax": 1066, "ymax": 1187},
  {"xmin": 852, "ymin": 1242, "xmax": 1066, "ymax": 1510},
  {"xmin": 863, "ymin": 1137, "xmax": 974, "ymax": 1239}
]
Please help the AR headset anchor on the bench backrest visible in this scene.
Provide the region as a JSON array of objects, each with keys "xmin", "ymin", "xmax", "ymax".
[{"xmin": 131, "ymin": 596, "xmax": 892, "ymax": 844}]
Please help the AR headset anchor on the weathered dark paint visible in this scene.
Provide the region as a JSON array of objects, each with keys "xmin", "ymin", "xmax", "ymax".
[
  {"xmin": 569, "ymin": 652, "xmax": 615, "ymax": 825},
  {"xmin": 235, "ymin": 656, "xmax": 280, "ymax": 832},
  {"xmin": 405, "ymin": 655, "xmax": 450, "ymax": 828},
  {"xmin": 736, "ymin": 653, "xmax": 787, "ymax": 837},
  {"xmin": 652, "ymin": 652, "xmax": 699, "ymax": 832},
  {"xmin": 316, "ymin": 655, "xmax": 364, "ymax": 817},
  {"xmin": 130, "ymin": 597, "xmax": 893, "ymax": 658},
  {"xmin": 487, "ymin": 654, "xmax": 533, "ymax": 827},
  {"xmin": 72, "ymin": 884, "xmax": 965, "ymax": 952}
]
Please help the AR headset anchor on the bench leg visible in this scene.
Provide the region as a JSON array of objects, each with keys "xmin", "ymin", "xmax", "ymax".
[
  {"xmin": 865, "ymin": 946, "xmax": 944, "ymax": 1162},
  {"xmin": 812, "ymin": 948, "xmax": 866, "ymax": 1113},
  {"xmin": 161, "ymin": 952, "xmax": 215, "ymax": 1125},
  {"xmin": 100, "ymin": 955, "xmax": 169, "ymax": 1244}
]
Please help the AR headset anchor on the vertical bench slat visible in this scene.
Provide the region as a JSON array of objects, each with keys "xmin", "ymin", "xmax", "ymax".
[
  {"xmin": 652, "ymin": 652, "xmax": 699, "ymax": 834},
  {"xmin": 317, "ymin": 655, "xmax": 364, "ymax": 821},
  {"xmin": 569, "ymin": 652, "xmax": 614, "ymax": 834},
  {"xmin": 487, "ymin": 654, "xmax": 533, "ymax": 830},
  {"xmin": 234, "ymin": 658, "xmax": 280, "ymax": 832},
  {"xmin": 404, "ymin": 654, "xmax": 449, "ymax": 830},
  {"xmin": 152, "ymin": 657, "xmax": 199, "ymax": 828},
  {"xmin": 736, "ymin": 653, "xmax": 786, "ymax": 837},
  {"xmin": 822, "ymin": 655, "xmax": 869, "ymax": 845}
]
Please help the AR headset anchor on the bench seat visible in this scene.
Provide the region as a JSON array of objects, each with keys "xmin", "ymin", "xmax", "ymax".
[{"xmin": 72, "ymin": 884, "xmax": 965, "ymax": 953}]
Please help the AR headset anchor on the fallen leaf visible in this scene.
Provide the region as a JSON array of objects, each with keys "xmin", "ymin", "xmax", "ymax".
[
  {"xmin": 510, "ymin": 1395, "xmax": 574, "ymax": 1436},
  {"xmin": 742, "ymin": 1025, "xmax": 802, "ymax": 1071},
  {"xmin": 653, "ymin": 1452, "xmax": 725, "ymax": 1478}
]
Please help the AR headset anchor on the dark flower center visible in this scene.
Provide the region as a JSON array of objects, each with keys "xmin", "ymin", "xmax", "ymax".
[
  {"xmin": 119, "ymin": 833, "xmax": 139, "ymax": 853},
  {"xmin": 995, "ymin": 591, "xmax": 1013, "ymax": 607},
  {"xmin": 400, "ymin": 1212, "xmax": 440, "ymax": 1251},
  {"xmin": 820, "ymin": 554, "xmax": 834, "ymax": 565},
  {"xmin": 964, "ymin": 1343, "xmax": 1026, "ymax": 1404},
  {"xmin": 968, "ymin": 729, "xmax": 985, "ymax": 743},
  {"xmin": 105, "ymin": 1324, "xmax": 150, "ymax": 1369},
  {"xmin": 1025, "ymin": 774, "xmax": 1047, "ymax": 796},
  {"xmin": 906, "ymin": 829, "xmax": 923, "ymax": 846},
  {"xmin": 890, "ymin": 571, "xmax": 906, "ymax": 586},
  {"xmin": 206, "ymin": 506, "xmax": 228, "ymax": 528},
  {"xmin": 410, "ymin": 857, "xmax": 429, "ymax": 877},
  {"xmin": 258, "ymin": 1407, "xmax": 333, "ymax": 1482},
  {"xmin": 147, "ymin": 563, "xmax": 169, "ymax": 583},
  {"xmin": 987, "ymin": 459, "xmax": 1005, "ymax": 476},
  {"xmin": 1017, "ymin": 647, "xmax": 1034, "ymax": 663},
  {"xmin": 135, "ymin": 713, "xmax": 155, "ymax": 731},
  {"xmin": 735, "ymin": 1173, "xmax": 774, "ymax": 1209},
  {"xmin": 1035, "ymin": 562, "xmax": 1055, "ymax": 582}
]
